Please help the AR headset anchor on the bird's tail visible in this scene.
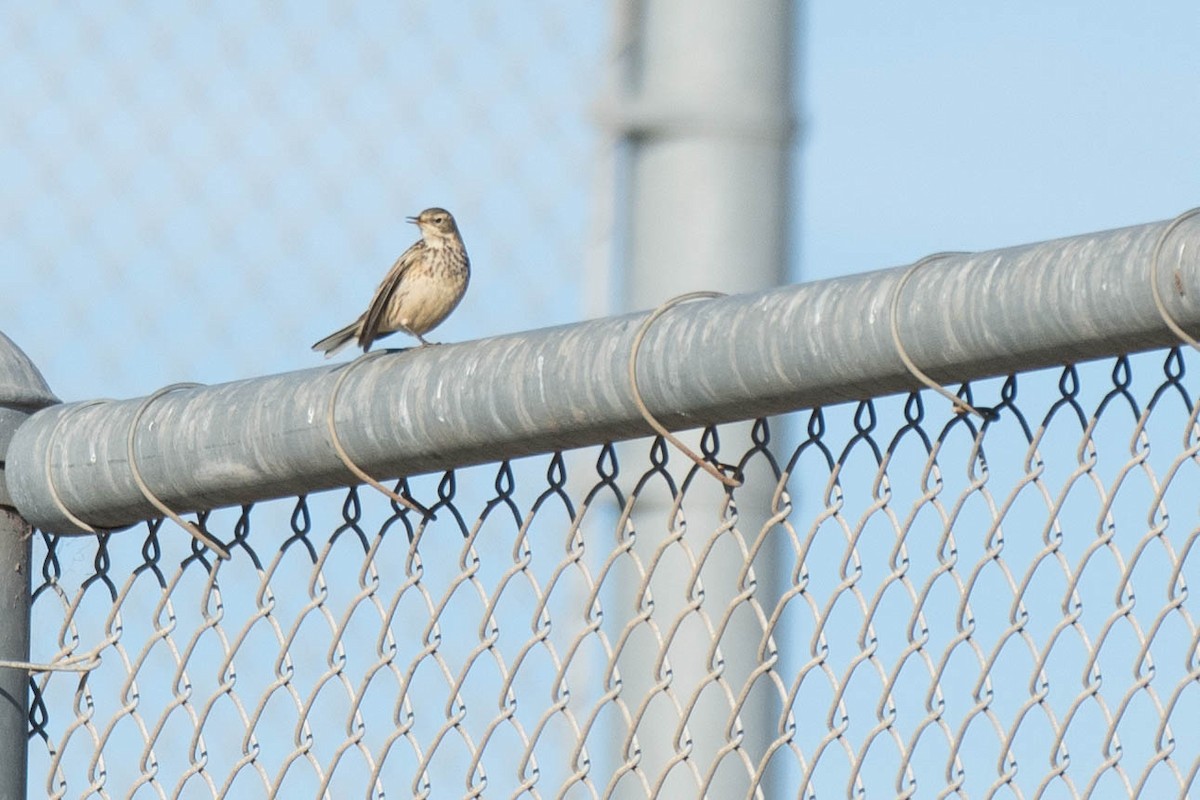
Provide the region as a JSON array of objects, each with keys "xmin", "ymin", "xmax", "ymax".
[{"xmin": 311, "ymin": 322, "xmax": 359, "ymax": 357}]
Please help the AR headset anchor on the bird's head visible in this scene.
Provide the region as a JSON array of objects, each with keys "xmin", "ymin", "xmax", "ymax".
[{"xmin": 407, "ymin": 208, "xmax": 459, "ymax": 243}]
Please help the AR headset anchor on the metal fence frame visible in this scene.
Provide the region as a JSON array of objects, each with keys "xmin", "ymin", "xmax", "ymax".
[
  {"xmin": 2, "ymin": 211, "xmax": 1200, "ymax": 797},
  {"xmin": 9, "ymin": 215, "xmax": 1200, "ymax": 534}
]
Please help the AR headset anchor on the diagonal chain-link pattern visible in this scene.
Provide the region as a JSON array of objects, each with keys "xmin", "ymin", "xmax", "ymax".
[
  {"xmin": 1, "ymin": 2, "xmax": 603, "ymax": 401},
  {"xmin": 28, "ymin": 348, "xmax": 1200, "ymax": 798}
]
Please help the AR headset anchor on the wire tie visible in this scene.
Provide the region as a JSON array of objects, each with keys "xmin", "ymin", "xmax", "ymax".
[
  {"xmin": 326, "ymin": 350, "xmax": 436, "ymax": 519},
  {"xmin": 45, "ymin": 399, "xmax": 114, "ymax": 535},
  {"xmin": 629, "ymin": 292, "xmax": 742, "ymax": 488},
  {"xmin": 128, "ymin": 383, "xmax": 231, "ymax": 560},
  {"xmin": 1149, "ymin": 207, "xmax": 1200, "ymax": 351},
  {"xmin": 889, "ymin": 252, "xmax": 989, "ymax": 419},
  {"xmin": 0, "ymin": 646, "xmax": 104, "ymax": 674}
]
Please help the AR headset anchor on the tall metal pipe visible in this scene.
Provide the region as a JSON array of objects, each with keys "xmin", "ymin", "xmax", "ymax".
[
  {"xmin": 0, "ymin": 333, "xmax": 60, "ymax": 800},
  {"xmin": 604, "ymin": 1, "xmax": 798, "ymax": 793}
]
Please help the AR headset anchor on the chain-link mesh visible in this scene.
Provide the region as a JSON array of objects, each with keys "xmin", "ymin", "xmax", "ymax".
[
  {"xmin": 0, "ymin": 3, "xmax": 604, "ymax": 401},
  {"xmin": 27, "ymin": 346, "xmax": 1200, "ymax": 798}
]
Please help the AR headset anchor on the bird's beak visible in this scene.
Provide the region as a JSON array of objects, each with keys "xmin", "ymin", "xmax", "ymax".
[{"xmin": 405, "ymin": 216, "xmax": 419, "ymax": 225}]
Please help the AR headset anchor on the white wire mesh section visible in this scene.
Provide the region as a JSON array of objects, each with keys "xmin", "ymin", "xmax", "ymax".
[{"xmin": 28, "ymin": 348, "xmax": 1200, "ymax": 798}]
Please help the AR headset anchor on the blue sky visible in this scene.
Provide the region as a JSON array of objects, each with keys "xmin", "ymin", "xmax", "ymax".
[
  {"xmin": 803, "ymin": 2, "xmax": 1199, "ymax": 278},
  {"xmin": 4, "ymin": 3, "xmax": 1197, "ymax": 402}
]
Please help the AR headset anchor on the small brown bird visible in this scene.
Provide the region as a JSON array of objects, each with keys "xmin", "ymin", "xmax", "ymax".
[{"xmin": 312, "ymin": 207, "xmax": 470, "ymax": 357}]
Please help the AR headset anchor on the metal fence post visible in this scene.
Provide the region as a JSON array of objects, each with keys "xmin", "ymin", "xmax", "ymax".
[
  {"xmin": 607, "ymin": 1, "xmax": 797, "ymax": 793},
  {"xmin": 0, "ymin": 333, "xmax": 59, "ymax": 800}
]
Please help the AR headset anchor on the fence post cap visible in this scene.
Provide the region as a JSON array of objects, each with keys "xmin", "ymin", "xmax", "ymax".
[
  {"xmin": 0, "ymin": 332, "xmax": 58, "ymax": 508},
  {"xmin": 0, "ymin": 332, "xmax": 58, "ymax": 412}
]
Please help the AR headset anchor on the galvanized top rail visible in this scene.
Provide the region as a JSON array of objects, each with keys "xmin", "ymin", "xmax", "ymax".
[{"xmin": 5, "ymin": 214, "xmax": 1200, "ymax": 534}]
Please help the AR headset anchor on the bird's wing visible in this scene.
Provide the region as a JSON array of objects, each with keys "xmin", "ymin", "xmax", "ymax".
[{"xmin": 358, "ymin": 241, "xmax": 424, "ymax": 348}]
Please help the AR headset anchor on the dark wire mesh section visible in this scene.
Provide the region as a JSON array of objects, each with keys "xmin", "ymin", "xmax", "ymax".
[{"xmin": 28, "ymin": 349, "xmax": 1200, "ymax": 798}]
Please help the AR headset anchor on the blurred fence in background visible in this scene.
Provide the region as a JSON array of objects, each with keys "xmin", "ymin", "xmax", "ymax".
[{"xmin": 0, "ymin": 2, "xmax": 605, "ymax": 400}]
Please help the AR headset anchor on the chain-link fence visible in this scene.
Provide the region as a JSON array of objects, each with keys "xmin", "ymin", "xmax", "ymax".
[
  {"xmin": 8, "ymin": 4, "xmax": 1199, "ymax": 798},
  {"xmin": 20, "ymin": 344, "xmax": 1200, "ymax": 798},
  {"xmin": 5, "ymin": 211, "xmax": 1200, "ymax": 798}
]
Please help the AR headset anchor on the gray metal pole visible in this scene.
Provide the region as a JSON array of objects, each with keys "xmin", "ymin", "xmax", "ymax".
[
  {"xmin": 0, "ymin": 333, "xmax": 60, "ymax": 800},
  {"xmin": 610, "ymin": 2, "xmax": 796, "ymax": 302},
  {"xmin": 6, "ymin": 216, "xmax": 1200, "ymax": 537},
  {"xmin": 604, "ymin": 1, "xmax": 797, "ymax": 793}
]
